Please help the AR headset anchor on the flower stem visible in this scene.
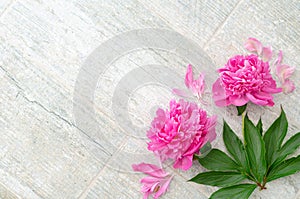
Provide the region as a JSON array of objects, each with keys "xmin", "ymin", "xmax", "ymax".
[
  {"xmin": 242, "ymin": 111, "xmax": 246, "ymax": 143},
  {"xmin": 256, "ymin": 176, "xmax": 267, "ymax": 190}
]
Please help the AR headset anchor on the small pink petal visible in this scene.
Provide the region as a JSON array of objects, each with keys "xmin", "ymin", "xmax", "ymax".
[
  {"xmin": 172, "ymin": 88, "xmax": 188, "ymax": 97},
  {"xmin": 132, "ymin": 163, "xmax": 168, "ymax": 178},
  {"xmin": 261, "ymin": 46, "xmax": 272, "ymax": 61},
  {"xmin": 244, "ymin": 37, "xmax": 263, "ymax": 54},
  {"xmin": 185, "ymin": 64, "xmax": 193, "ymax": 89},
  {"xmin": 141, "ymin": 176, "xmax": 161, "ymax": 184},
  {"xmin": 274, "ymin": 50, "xmax": 283, "ymax": 67},
  {"xmin": 192, "ymin": 73, "xmax": 205, "ymax": 96},
  {"xmin": 133, "ymin": 163, "xmax": 173, "ymax": 198},
  {"xmin": 276, "ymin": 64, "xmax": 295, "ymax": 83},
  {"xmin": 282, "ymin": 79, "xmax": 295, "ymax": 94},
  {"xmin": 143, "ymin": 192, "xmax": 150, "ymax": 199},
  {"xmin": 153, "ymin": 175, "xmax": 173, "ymax": 199},
  {"xmin": 184, "ymin": 64, "xmax": 206, "ymax": 99}
]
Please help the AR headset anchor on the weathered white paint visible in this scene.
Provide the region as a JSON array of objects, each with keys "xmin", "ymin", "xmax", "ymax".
[{"xmin": 0, "ymin": 0, "xmax": 299, "ymax": 198}]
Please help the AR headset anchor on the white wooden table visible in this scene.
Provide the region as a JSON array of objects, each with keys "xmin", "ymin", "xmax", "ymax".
[{"xmin": 0, "ymin": 0, "xmax": 299, "ymax": 198}]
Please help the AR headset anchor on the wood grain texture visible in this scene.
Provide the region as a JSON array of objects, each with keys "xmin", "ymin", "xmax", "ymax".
[{"xmin": 0, "ymin": 0, "xmax": 299, "ymax": 198}]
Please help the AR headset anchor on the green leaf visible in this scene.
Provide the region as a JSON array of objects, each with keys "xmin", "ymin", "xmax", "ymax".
[
  {"xmin": 209, "ymin": 184, "xmax": 257, "ymax": 199},
  {"xmin": 189, "ymin": 171, "xmax": 246, "ymax": 187},
  {"xmin": 244, "ymin": 114, "xmax": 267, "ymax": 183},
  {"xmin": 256, "ymin": 117, "xmax": 263, "ymax": 136},
  {"xmin": 237, "ymin": 104, "xmax": 247, "ymax": 116},
  {"xmin": 196, "ymin": 149, "xmax": 239, "ymax": 171},
  {"xmin": 267, "ymin": 155, "xmax": 300, "ymax": 182},
  {"xmin": 223, "ymin": 121, "xmax": 249, "ymax": 173},
  {"xmin": 272, "ymin": 132, "xmax": 300, "ymax": 167},
  {"xmin": 263, "ymin": 108, "xmax": 288, "ymax": 166}
]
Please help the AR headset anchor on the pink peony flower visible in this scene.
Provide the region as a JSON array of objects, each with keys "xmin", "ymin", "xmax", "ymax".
[
  {"xmin": 274, "ymin": 50, "xmax": 295, "ymax": 94},
  {"xmin": 147, "ymin": 99, "xmax": 217, "ymax": 170},
  {"xmin": 212, "ymin": 54, "xmax": 282, "ymax": 107},
  {"xmin": 132, "ymin": 163, "xmax": 173, "ymax": 199}
]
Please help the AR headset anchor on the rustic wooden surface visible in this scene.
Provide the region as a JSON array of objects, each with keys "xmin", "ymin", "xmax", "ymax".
[{"xmin": 0, "ymin": 0, "xmax": 299, "ymax": 198}]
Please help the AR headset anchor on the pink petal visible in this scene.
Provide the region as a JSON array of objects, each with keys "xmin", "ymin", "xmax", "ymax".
[
  {"xmin": 153, "ymin": 175, "xmax": 173, "ymax": 199},
  {"xmin": 212, "ymin": 78, "xmax": 228, "ymax": 107},
  {"xmin": 282, "ymin": 79, "xmax": 295, "ymax": 94},
  {"xmin": 192, "ymin": 73, "xmax": 205, "ymax": 96},
  {"xmin": 143, "ymin": 192, "xmax": 150, "ymax": 199},
  {"xmin": 173, "ymin": 155, "xmax": 193, "ymax": 171},
  {"xmin": 185, "ymin": 64, "xmax": 193, "ymax": 89},
  {"xmin": 132, "ymin": 163, "xmax": 168, "ymax": 178},
  {"xmin": 246, "ymin": 93, "xmax": 269, "ymax": 106},
  {"xmin": 172, "ymin": 88, "xmax": 188, "ymax": 97},
  {"xmin": 230, "ymin": 95, "xmax": 249, "ymax": 106},
  {"xmin": 253, "ymin": 92, "xmax": 273, "ymax": 101},
  {"xmin": 261, "ymin": 86, "xmax": 282, "ymax": 93},
  {"xmin": 261, "ymin": 46, "xmax": 272, "ymax": 61},
  {"xmin": 182, "ymin": 64, "xmax": 207, "ymax": 101},
  {"xmin": 244, "ymin": 37, "xmax": 263, "ymax": 54},
  {"xmin": 276, "ymin": 64, "xmax": 295, "ymax": 82},
  {"xmin": 140, "ymin": 176, "xmax": 161, "ymax": 184},
  {"xmin": 206, "ymin": 115, "xmax": 217, "ymax": 142},
  {"xmin": 274, "ymin": 50, "xmax": 283, "ymax": 67}
]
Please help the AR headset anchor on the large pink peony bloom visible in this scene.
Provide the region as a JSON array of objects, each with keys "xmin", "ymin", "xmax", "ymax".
[
  {"xmin": 147, "ymin": 99, "xmax": 217, "ymax": 171},
  {"xmin": 212, "ymin": 54, "xmax": 282, "ymax": 107},
  {"xmin": 132, "ymin": 163, "xmax": 173, "ymax": 199}
]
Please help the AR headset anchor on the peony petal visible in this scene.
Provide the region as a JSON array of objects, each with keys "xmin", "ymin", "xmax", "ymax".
[
  {"xmin": 261, "ymin": 86, "xmax": 282, "ymax": 93},
  {"xmin": 212, "ymin": 78, "xmax": 228, "ymax": 107},
  {"xmin": 154, "ymin": 175, "xmax": 173, "ymax": 199},
  {"xmin": 274, "ymin": 50, "xmax": 283, "ymax": 67},
  {"xmin": 253, "ymin": 92, "xmax": 273, "ymax": 101},
  {"xmin": 143, "ymin": 192, "xmax": 150, "ymax": 199},
  {"xmin": 185, "ymin": 64, "xmax": 193, "ymax": 89},
  {"xmin": 140, "ymin": 176, "xmax": 160, "ymax": 184},
  {"xmin": 282, "ymin": 79, "xmax": 295, "ymax": 94},
  {"xmin": 230, "ymin": 95, "xmax": 249, "ymax": 106},
  {"xmin": 192, "ymin": 73, "xmax": 205, "ymax": 96},
  {"xmin": 172, "ymin": 88, "xmax": 188, "ymax": 97},
  {"xmin": 246, "ymin": 93, "xmax": 269, "ymax": 106},
  {"xmin": 206, "ymin": 115, "xmax": 217, "ymax": 142},
  {"xmin": 244, "ymin": 37, "xmax": 263, "ymax": 54},
  {"xmin": 262, "ymin": 46, "xmax": 272, "ymax": 61},
  {"xmin": 173, "ymin": 155, "xmax": 193, "ymax": 171},
  {"xmin": 276, "ymin": 64, "xmax": 295, "ymax": 82},
  {"xmin": 132, "ymin": 163, "xmax": 168, "ymax": 178}
]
